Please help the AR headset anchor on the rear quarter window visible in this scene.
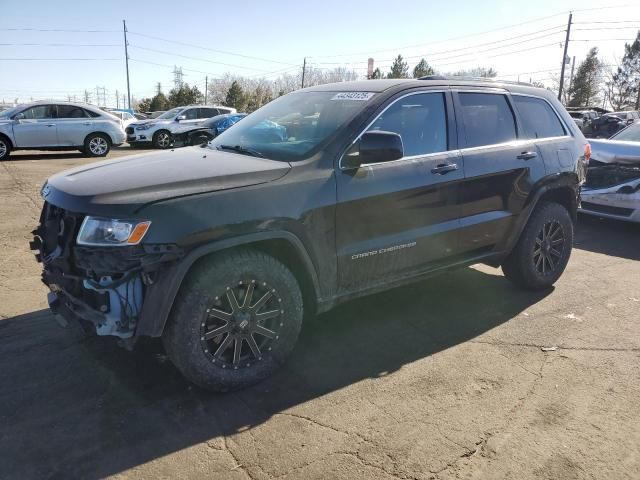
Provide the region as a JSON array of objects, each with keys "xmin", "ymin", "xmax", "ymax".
[{"xmin": 513, "ymin": 96, "xmax": 566, "ymax": 139}]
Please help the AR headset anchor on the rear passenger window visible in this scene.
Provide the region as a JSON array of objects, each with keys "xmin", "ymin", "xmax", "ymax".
[
  {"xmin": 56, "ymin": 105, "xmax": 88, "ymax": 118},
  {"xmin": 458, "ymin": 93, "xmax": 516, "ymax": 148},
  {"xmin": 367, "ymin": 92, "xmax": 447, "ymax": 157},
  {"xmin": 84, "ymin": 109, "xmax": 101, "ymax": 118},
  {"xmin": 199, "ymin": 108, "xmax": 219, "ymax": 118},
  {"xmin": 513, "ymin": 96, "xmax": 566, "ymax": 139}
]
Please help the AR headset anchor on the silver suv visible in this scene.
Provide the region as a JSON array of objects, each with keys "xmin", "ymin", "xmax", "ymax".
[
  {"xmin": 126, "ymin": 105, "xmax": 236, "ymax": 148},
  {"xmin": 0, "ymin": 101, "xmax": 125, "ymax": 160}
]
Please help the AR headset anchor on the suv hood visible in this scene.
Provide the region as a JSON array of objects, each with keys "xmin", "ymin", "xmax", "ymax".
[{"xmin": 44, "ymin": 147, "xmax": 291, "ymax": 216}]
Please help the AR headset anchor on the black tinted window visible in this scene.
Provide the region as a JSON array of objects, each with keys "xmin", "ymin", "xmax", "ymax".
[
  {"xmin": 84, "ymin": 109, "xmax": 101, "ymax": 118},
  {"xmin": 19, "ymin": 105, "xmax": 55, "ymax": 119},
  {"xmin": 513, "ymin": 96, "xmax": 565, "ymax": 139},
  {"xmin": 184, "ymin": 108, "xmax": 199, "ymax": 120},
  {"xmin": 458, "ymin": 93, "xmax": 516, "ymax": 148},
  {"xmin": 218, "ymin": 108, "xmax": 233, "ymax": 114},
  {"xmin": 56, "ymin": 105, "xmax": 88, "ymax": 118},
  {"xmin": 367, "ymin": 92, "xmax": 447, "ymax": 156},
  {"xmin": 199, "ymin": 108, "xmax": 219, "ymax": 118}
]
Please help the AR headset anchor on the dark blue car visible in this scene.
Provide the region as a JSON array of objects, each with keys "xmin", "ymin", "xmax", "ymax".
[{"xmin": 172, "ymin": 113, "xmax": 247, "ymax": 147}]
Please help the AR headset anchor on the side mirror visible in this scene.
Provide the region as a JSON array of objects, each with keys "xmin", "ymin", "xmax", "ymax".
[
  {"xmin": 342, "ymin": 130, "xmax": 404, "ymax": 169},
  {"xmin": 176, "ymin": 115, "xmax": 186, "ymax": 121}
]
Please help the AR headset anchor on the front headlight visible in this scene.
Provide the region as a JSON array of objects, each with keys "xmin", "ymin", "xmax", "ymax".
[
  {"xmin": 77, "ymin": 217, "xmax": 151, "ymax": 246},
  {"xmin": 135, "ymin": 124, "xmax": 152, "ymax": 131}
]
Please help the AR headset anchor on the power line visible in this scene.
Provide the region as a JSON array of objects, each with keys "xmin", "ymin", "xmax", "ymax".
[
  {"xmin": 128, "ymin": 45, "xmax": 271, "ymax": 72},
  {"xmin": 0, "ymin": 43, "xmax": 119, "ymax": 47},
  {"xmin": 128, "ymin": 31, "xmax": 297, "ymax": 66},
  {"xmin": 0, "ymin": 28, "xmax": 118, "ymax": 33},
  {"xmin": 0, "ymin": 57, "xmax": 120, "ymax": 61}
]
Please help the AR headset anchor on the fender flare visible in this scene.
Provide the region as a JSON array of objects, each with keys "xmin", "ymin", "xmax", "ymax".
[
  {"xmin": 136, "ymin": 230, "xmax": 322, "ymax": 337},
  {"xmin": 494, "ymin": 173, "xmax": 580, "ymax": 261}
]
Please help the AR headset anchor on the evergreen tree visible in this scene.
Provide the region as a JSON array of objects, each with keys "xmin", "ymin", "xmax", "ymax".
[
  {"xmin": 388, "ymin": 55, "xmax": 409, "ymax": 79},
  {"xmin": 412, "ymin": 58, "xmax": 435, "ymax": 78},
  {"xmin": 149, "ymin": 92, "xmax": 169, "ymax": 111},
  {"xmin": 225, "ymin": 81, "xmax": 246, "ymax": 110},
  {"xmin": 614, "ymin": 30, "xmax": 640, "ymax": 109},
  {"xmin": 370, "ymin": 68, "xmax": 384, "ymax": 79},
  {"xmin": 167, "ymin": 84, "xmax": 203, "ymax": 108},
  {"xmin": 568, "ymin": 48, "xmax": 602, "ymax": 107}
]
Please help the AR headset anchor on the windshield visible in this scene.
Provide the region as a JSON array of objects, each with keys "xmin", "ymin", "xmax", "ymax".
[
  {"xmin": 0, "ymin": 106, "xmax": 23, "ymax": 119},
  {"xmin": 208, "ymin": 91, "xmax": 375, "ymax": 161},
  {"xmin": 610, "ymin": 122, "xmax": 640, "ymax": 142},
  {"xmin": 156, "ymin": 107, "xmax": 184, "ymax": 120}
]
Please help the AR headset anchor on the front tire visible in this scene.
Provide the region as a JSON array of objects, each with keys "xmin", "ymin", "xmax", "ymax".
[
  {"xmin": 0, "ymin": 137, "xmax": 11, "ymax": 160},
  {"xmin": 152, "ymin": 130, "xmax": 173, "ymax": 149},
  {"xmin": 84, "ymin": 133, "xmax": 111, "ymax": 157},
  {"xmin": 163, "ymin": 249, "xmax": 304, "ymax": 392},
  {"xmin": 502, "ymin": 202, "xmax": 573, "ymax": 290}
]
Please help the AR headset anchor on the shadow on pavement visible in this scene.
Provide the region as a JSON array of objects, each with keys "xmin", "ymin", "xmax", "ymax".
[
  {"xmin": 575, "ymin": 213, "xmax": 640, "ymax": 261},
  {"xmin": 7, "ymin": 146, "xmax": 135, "ymax": 162},
  {"xmin": 0, "ymin": 267, "xmax": 549, "ymax": 479}
]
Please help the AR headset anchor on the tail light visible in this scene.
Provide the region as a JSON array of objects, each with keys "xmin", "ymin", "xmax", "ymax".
[{"xmin": 584, "ymin": 143, "xmax": 591, "ymax": 164}]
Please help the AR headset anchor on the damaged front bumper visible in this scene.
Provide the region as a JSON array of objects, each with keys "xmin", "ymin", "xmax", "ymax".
[
  {"xmin": 580, "ymin": 163, "xmax": 640, "ymax": 223},
  {"xmin": 31, "ymin": 202, "xmax": 183, "ymax": 343}
]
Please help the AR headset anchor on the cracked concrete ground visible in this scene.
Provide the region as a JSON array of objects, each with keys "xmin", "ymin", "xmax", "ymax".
[{"xmin": 1, "ymin": 149, "xmax": 639, "ymax": 479}]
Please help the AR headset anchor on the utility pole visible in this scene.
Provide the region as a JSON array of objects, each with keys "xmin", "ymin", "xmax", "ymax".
[
  {"xmin": 558, "ymin": 12, "xmax": 572, "ymax": 103},
  {"xmin": 567, "ymin": 56, "xmax": 576, "ymax": 99},
  {"xmin": 301, "ymin": 57, "xmax": 306, "ymax": 89},
  {"xmin": 204, "ymin": 76, "xmax": 208, "ymax": 105},
  {"xmin": 84, "ymin": 90, "xmax": 89, "ymax": 103},
  {"xmin": 156, "ymin": 82, "xmax": 161, "ymax": 95},
  {"xmin": 116, "ymin": 90, "xmax": 119, "ymax": 109},
  {"xmin": 123, "ymin": 20, "xmax": 132, "ymax": 110},
  {"xmin": 96, "ymin": 86, "xmax": 100, "ymax": 106}
]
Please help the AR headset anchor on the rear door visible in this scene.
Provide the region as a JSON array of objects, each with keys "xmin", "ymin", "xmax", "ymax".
[
  {"xmin": 55, "ymin": 104, "xmax": 93, "ymax": 146},
  {"xmin": 199, "ymin": 107, "xmax": 220, "ymax": 120},
  {"xmin": 12, "ymin": 105, "xmax": 58, "ymax": 147},
  {"xmin": 453, "ymin": 90, "xmax": 545, "ymax": 254},
  {"xmin": 335, "ymin": 90, "xmax": 463, "ymax": 292}
]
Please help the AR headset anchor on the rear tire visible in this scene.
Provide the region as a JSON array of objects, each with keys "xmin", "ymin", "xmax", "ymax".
[
  {"xmin": 152, "ymin": 130, "xmax": 173, "ymax": 149},
  {"xmin": 163, "ymin": 249, "xmax": 304, "ymax": 392},
  {"xmin": 0, "ymin": 137, "xmax": 11, "ymax": 160},
  {"xmin": 502, "ymin": 202, "xmax": 573, "ymax": 290},
  {"xmin": 84, "ymin": 133, "xmax": 111, "ymax": 157}
]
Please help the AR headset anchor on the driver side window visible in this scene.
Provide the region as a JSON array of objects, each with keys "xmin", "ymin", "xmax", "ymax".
[
  {"xmin": 17, "ymin": 105, "xmax": 55, "ymax": 120},
  {"xmin": 367, "ymin": 93, "xmax": 447, "ymax": 157}
]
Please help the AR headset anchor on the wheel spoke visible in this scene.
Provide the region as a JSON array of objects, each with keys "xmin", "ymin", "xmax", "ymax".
[
  {"xmin": 255, "ymin": 309, "xmax": 280, "ymax": 322},
  {"xmin": 535, "ymin": 253, "xmax": 544, "ymax": 271},
  {"xmin": 247, "ymin": 334, "xmax": 261, "ymax": 359},
  {"xmin": 251, "ymin": 291, "xmax": 273, "ymax": 311},
  {"xmin": 551, "ymin": 238, "xmax": 564, "ymax": 246},
  {"xmin": 549, "ymin": 247, "xmax": 562, "ymax": 258},
  {"xmin": 535, "ymin": 237, "xmax": 543, "ymax": 246},
  {"xmin": 242, "ymin": 282, "xmax": 255, "ymax": 308},
  {"xmin": 233, "ymin": 337, "xmax": 242, "ymax": 366},
  {"xmin": 254, "ymin": 324, "xmax": 276, "ymax": 339},
  {"xmin": 205, "ymin": 323, "xmax": 230, "ymax": 340},
  {"xmin": 226, "ymin": 288, "xmax": 241, "ymax": 313},
  {"xmin": 209, "ymin": 308, "xmax": 232, "ymax": 322},
  {"xmin": 214, "ymin": 333, "xmax": 233, "ymax": 357},
  {"xmin": 549, "ymin": 224, "xmax": 562, "ymax": 240}
]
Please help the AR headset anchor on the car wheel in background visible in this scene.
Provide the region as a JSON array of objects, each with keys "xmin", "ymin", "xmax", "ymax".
[
  {"xmin": 153, "ymin": 130, "xmax": 173, "ymax": 149},
  {"xmin": 84, "ymin": 133, "xmax": 111, "ymax": 157},
  {"xmin": 502, "ymin": 202, "xmax": 573, "ymax": 290},
  {"xmin": 163, "ymin": 249, "xmax": 304, "ymax": 392},
  {"xmin": 0, "ymin": 137, "xmax": 10, "ymax": 160}
]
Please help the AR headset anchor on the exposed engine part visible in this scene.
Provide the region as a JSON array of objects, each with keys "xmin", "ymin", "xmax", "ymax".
[{"xmin": 83, "ymin": 275, "xmax": 143, "ymax": 338}]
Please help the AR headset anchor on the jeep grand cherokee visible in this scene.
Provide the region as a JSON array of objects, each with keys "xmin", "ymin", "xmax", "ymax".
[{"xmin": 31, "ymin": 78, "xmax": 589, "ymax": 391}]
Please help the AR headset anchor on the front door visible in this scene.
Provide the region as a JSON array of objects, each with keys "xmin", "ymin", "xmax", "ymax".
[
  {"xmin": 12, "ymin": 105, "xmax": 58, "ymax": 147},
  {"xmin": 452, "ymin": 90, "xmax": 546, "ymax": 254},
  {"xmin": 335, "ymin": 90, "xmax": 463, "ymax": 293}
]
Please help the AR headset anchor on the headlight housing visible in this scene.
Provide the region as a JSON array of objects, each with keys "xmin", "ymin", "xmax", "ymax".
[
  {"xmin": 77, "ymin": 217, "xmax": 151, "ymax": 246},
  {"xmin": 135, "ymin": 124, "xmax": 152, "ymax": 131}
]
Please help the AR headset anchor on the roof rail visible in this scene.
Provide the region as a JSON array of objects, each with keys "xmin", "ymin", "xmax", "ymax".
[{"xmin": 418, "ymin": 75, "xmax": 534, "ymax": 87}]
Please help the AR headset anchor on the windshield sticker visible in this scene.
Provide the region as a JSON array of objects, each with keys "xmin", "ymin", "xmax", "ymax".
[{"xmin": 331, "ymin": 92, "xmax": 375, "ymax": 101}]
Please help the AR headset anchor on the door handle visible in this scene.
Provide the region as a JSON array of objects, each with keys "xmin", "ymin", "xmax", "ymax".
[
  {"xmin": 46, "ymin": 123, "xmax": 56, "ymax": 127},
  {"xmin": 431, "ymin": 163, "xmax": 458, "ymax": 175},
  {"xmin": 83, "ymin": 122, "xmax": 91, "ymax": 126},
  {"xmin": 517, "ymin": 151, "xmax": 537, "ymax": 160}
]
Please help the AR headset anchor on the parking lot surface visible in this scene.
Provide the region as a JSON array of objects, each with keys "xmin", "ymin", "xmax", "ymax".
[{"xmin": 1, "ymin": 148, "xmax": 639, "ymax": 479}]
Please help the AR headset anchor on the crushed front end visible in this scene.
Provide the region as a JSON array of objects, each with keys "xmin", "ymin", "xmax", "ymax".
[
  {"xmin": 580, "ymin": 162, "xmax": 640, "ymax": 223},
  {"xmin": 30, "ymin": 201, "xmax": 183, "ymax": 344}
]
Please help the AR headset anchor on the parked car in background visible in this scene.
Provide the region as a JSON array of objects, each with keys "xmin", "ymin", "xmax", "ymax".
[
  {"xmin": 0, "ymin": 101, "xmax": 125, "ymax": 160},
  {"xmin": 589, "ymin": 113, "xmax": 628, "ymax": 138},
  {"xmin": 580, "ymin": 121, "xmax": 640, "ymax": 223},
  {"xmin": 172, "ymin": 113, "xmax": 247, "ymax": 147},
  {"xmin": 568, "ymin": 109, "xmax": 598, "ymax": 133},
  {"xmin": 108, "ymin": 110, "xmax": 137, "ymax": 129},
  {"xmin": 126, "ymin": 105, "xmax": 237, "ymax": 148},
  {"xmin": 147, "ymin": 111, "xmax": 166, "ymax": 119},
  {"xmin": 32, "ymin": 78, "xmax": 588, "ymax": 391}
]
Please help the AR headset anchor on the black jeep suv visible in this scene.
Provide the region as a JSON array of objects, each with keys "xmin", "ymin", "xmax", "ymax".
[{"xmin": 32, "ymin": 78, "xmax": 589, "ymax": 391}]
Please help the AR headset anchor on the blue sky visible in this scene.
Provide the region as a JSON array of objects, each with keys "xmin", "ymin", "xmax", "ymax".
[{"xmin": 1, "ymin": 0, "xmax": 639, "ymax": 106}]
